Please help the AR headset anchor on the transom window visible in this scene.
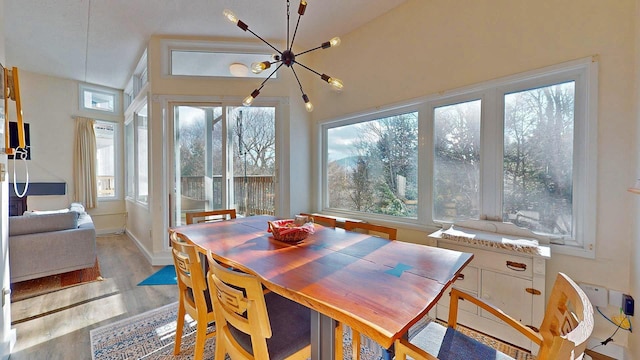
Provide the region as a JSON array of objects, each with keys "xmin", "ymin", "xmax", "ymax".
[
  {"xmin": 321, "ymin": 57, "xmax": 597, "ymax": 257},
  {"xmin": 79, "ymin": 84, "xmax": 118, "ymax": 114},
  {"xmin": 162, "ymin": 39, "xmax": 277, "ymax": 79}
]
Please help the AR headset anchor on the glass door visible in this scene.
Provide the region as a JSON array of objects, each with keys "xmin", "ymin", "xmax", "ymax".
[
  {"xmin": 228, "ymin": 106, "xmax": 276, "ymax": 217},
  {"xmin": 170, "ymin": 103, "xmax": 276, "ymax": 226},
  {"xmin": 171, "ymin": 104, "xmax": 224, "ymax": 226}
]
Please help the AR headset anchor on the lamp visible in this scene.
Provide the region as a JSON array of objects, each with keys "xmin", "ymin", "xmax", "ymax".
[{"xmin": 224, "ymin": 0, "xmax": 343, "ymax": 112}]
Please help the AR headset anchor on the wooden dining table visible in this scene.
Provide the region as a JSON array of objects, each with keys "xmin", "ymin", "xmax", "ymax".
[{"xmin": 169, "ymin": 215, "xmax": 473, "ymax": 360}]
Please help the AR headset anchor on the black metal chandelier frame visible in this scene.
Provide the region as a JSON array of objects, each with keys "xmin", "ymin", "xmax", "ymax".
[{"xmin": 224, "ymin": 0, "xmax": 343, "ymax": 112}]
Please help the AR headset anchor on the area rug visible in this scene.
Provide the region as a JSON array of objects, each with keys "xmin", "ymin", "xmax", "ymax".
[
  {"xmin": 90, "ymin": 302, "xmax": 534, "ymax": 360},
  {"xmin": 138, "ymin": 265, "xmax": 177, "ymax": 286},
  {"xmin": 11, "ymin": 258, "xmax": 103, "ymax": 302}
]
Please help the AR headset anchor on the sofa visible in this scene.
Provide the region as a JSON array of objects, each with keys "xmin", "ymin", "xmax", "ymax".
[{"xmin": 9, "ymin": 203, "xmax": 96, "ymax": 283}]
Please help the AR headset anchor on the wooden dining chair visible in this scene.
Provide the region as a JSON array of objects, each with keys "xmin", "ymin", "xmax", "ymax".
[
  {"xmin": 343, "ymin": 220, "xmax": 397, "ymax": 240},
  {"xmin": 395, "ymin": 272, "xmax": 594, "ymax": 360},
  {"xmin": 300, "ymin": 213, "xmax": 336, "ymax": 228},
  {"xmin": 337, "ymin": 220, "xmax": 397, "ymax": 360},
  {"xmin": 186, "ymin": 208, "xmax": 237, "ymax": 225},
  {"xmin": 205, "ymin": 251, "xmax": 311, "ymax": 360},
  {"xmin": 170, "ymin": 233, "xmax": 216, "ymax": 360}
]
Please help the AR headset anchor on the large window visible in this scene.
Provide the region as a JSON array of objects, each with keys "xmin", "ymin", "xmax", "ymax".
[
  {"xmin": 326, "ymin": 112, "xmax": 418, "ymax": 218},
  {"xmin": 136, "ymin": 104, "xmax": 149, "ymax": 203},
  {"xmin": 502, "ymin": 82, "xmax": 575, "ymax": 240},
  {"xmin": 94, "ymin": 121, "xmax": 118, "ymax": 199},
  {"xmin": 322, "ymin": 57, "xmax": 597, "ymax": 257},
  {"xmin": 125, "ymin": 121, "xmax": 134, "ymax": 199},
  {"xmin": 125, "ymin": 100, "xmax": 149, "ymax": 205},
  {"xmin": 433, "ymin": 100, "xmax": 481, "ymax": 222}
]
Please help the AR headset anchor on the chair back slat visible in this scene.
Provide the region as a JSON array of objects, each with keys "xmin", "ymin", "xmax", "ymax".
[
  {"xmin": 186, "ymin": 208, "xmax": 237, "ymax": 225},
  {"xmin": 394, "ymin": 272, "xmax": 593, "ymax": 360},
  {"xmin": 207, "ymin": 252, "xmax": 273, "ymax": 359},
  {"xmin": 171, "ymin": 234, "xmax": 208, "ymax": 308},
  {"xmin": 300, "ymin": 213, "xmax": 337, "ymax": 228},
  {"xmin": 537, "ymin": 273, "xmax": 594, "ymax": 359},
  {"xmin": 344, "ymin": 220, "xmax": 397, "ymax": 240}
]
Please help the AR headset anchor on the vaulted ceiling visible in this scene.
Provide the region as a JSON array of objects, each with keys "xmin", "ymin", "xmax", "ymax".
[{"xmin": 4, "ymin": 0, "xmax": 406, "ymax": 90}]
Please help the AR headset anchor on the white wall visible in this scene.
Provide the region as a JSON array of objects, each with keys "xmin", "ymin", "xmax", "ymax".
[
  {"xmin": 630, "ymin": 0, "xmax": 640, "ymax": 357},
  {"xmin": 4, "ymin": 71, "xmax": 126, "ymax": 234},
  {"xmin": 311, "ymin": 0, "xmax": 638, "ymax": 352}
]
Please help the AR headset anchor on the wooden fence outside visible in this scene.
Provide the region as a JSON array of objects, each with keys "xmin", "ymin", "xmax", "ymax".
[{"xmin": 180, "ymin": 175, "xmax": 275, "ymax": 216}]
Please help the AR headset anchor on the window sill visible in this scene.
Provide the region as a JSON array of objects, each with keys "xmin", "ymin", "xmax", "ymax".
[{"xmin": 551, "ymin": 243, "xmax": 595, "ymax": 259}]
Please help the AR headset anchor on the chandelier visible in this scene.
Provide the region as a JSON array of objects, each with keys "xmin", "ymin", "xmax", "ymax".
[{"xmin": 223, "ymin": 0, "xmax": 343, "ymax": 112}]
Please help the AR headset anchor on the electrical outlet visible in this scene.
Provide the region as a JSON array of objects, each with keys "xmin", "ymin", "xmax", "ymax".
[{"xmin": 579, "ymin": 283, "xmax": 608, "ymax": 308}]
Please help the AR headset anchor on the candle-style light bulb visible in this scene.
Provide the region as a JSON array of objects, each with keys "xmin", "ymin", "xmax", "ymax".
[
  {"xmin": 328, "ymin": 77, "xmax": 344, "ymax": 92},
  {"xmin": 243, "ymin": 95, "xmax": 255, "ymax": 107},
  {"xmin": 251, "ymin": 61, "xmax": 271, "ymax": 74},
  {"xmin": 243, "ymin": 89, "xmax": 260, "ymax": 106},
  {"xmin": 223, "ymin": 9, "xmax": 238, "ymax": 24},
  {"xmin": 322, "ymin": 37, "xmax": 341, "ymax": 49},
  {"xmin": 302, "ymin": 94, "xmax": 314, "ymax": 112}
]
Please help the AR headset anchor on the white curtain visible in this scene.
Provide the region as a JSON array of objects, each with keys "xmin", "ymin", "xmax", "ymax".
[{"xmin": 73, "ymin": 116, "xmax": 98, "ymax": 209}]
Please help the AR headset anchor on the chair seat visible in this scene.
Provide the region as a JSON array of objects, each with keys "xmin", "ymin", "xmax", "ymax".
[
  {"xmin": 410, "ymin": 322, "xmax": 514, "ymax": 360},
  {"xmin": 229, "ymin": 291, "xmax": 311, "ymax": 359}
]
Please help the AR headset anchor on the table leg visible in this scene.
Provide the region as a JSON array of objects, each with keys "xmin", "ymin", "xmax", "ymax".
[{"xmin": 311, "ymin": 310, "xmax": 336, "ymax": 360}]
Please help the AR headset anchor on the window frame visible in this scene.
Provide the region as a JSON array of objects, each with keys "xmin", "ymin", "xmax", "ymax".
[
  {"xmin": 79, "ymin": 83, "xmax": 119, "ymax": 114},
  {"xmin": 94, "ymin": 120, "xmax": 120, "ymax": 201},
  {"xmin": 124, "ymin": 97, "xmax": 150, "ymax": 207},
  {"xmin": 160, "ymin": 39, "xmax": 279, "ymax": 79},
  {"xmin": 319, "ymin": 56, "xmax": 597, "ymax": 258}
]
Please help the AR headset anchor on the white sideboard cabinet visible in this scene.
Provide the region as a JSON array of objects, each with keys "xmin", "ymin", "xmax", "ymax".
[{"xmin": 429, "ymin": 220, "xmax": 551, "ymax": 353}]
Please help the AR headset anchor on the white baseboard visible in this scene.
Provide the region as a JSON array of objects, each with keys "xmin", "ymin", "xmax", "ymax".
[
  {"xmin": 124, "ymin": 230, "xmax": 172, "ymax": 266},
  {"xmin": 96, "ymin": 228, "xmax": 125, "ymax": 236}
]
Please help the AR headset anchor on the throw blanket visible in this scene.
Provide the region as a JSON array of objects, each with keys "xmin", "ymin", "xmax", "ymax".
[{"xmin": 441, "ymin": 225, "xmax": 542, "ymax": 255}]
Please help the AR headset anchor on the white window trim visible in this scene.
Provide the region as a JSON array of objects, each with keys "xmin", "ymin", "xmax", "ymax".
[{"xmin": 318, "ymin": 56, "xmax": 598, "ymax": 258}]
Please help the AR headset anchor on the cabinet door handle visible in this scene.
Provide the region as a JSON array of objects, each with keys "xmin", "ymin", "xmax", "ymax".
[
  {"xmin": 506, "ymin": 261, "xmax": 527, "ymax": 271},
  {"xmin": 456, "ymin": 274, "xmax": 465, "ymax": 281}
]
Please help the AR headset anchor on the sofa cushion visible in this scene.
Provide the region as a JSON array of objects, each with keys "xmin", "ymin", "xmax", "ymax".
[
  {"xmin": 23, "ymin": 208, "xmax": 69, "ymax": 216},
  {"xmin": 69, "ymin": 202, "xmax": 86, "ymax": 215},
  {"xmin": 9, "ymin": 211, "xmax": 79, "ymax": 236}
]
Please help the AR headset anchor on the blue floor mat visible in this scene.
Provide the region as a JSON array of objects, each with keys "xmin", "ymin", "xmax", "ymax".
[{"xmin": 137, "ymin": 265, "xmax": 177, "ymax": 286}]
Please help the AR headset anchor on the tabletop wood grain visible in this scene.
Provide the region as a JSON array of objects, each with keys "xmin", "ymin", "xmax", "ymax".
[{"xmin": 170, "ymin": 215, "xmax": 473, "ymax": 349}]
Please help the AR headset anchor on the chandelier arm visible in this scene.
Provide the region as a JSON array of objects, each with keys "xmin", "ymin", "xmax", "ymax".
[
  {"xmin": 293, "ymin": 60, "xmax": 323, "ymax": 77},
  {"xmin": 295, "ymin": 45, "xmax": 323, "ymax": 57},
  {"xmin": 287, "ymin": 0, "xmax": 291, "ymax": 50},
  {"xmin": 290, "ymin": 66, "xmax": 306, "ymax": 94},
  {"xmin": 258, "ymin": 62, "xmax": 286, "ymax": 90},
  {"xmin": 246, "ymin": 28, "xmax": 282, "ymax": 55},
  {"xmin": 290, "ymin": 13, "xmax": 303, "ymax": 51}
]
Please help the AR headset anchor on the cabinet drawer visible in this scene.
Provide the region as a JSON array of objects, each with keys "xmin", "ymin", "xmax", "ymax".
[
  {"xmin": 439, "ymin": 242, "xmax": 533, "ymax": 278},
  {"xmin": 451, "ymin": 266, "xmax": 478, "ymax": 293}
]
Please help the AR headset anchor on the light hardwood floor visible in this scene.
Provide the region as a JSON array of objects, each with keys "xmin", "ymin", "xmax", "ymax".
[{"xmin": 9, "ymin": 234, "xmax": 178, "ymax": 359}]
